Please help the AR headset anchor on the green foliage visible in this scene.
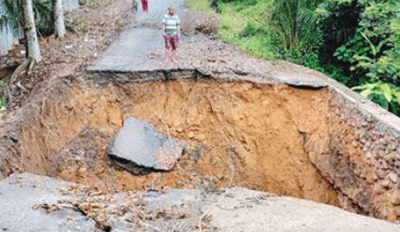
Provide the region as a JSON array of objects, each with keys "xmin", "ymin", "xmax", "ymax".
[
  {"xmin": 0, "ymin": 98, "xmax": 6, "ymax": 109},
  {"xmin": 236, "ymin": 34, "xmax": 278, "ymax": 60},
  {"xmin": 352, "ymin": 82, "xmax": 400, "ymax": 111},
  {"xmin": 34, "ymin": 0, "xmax": 54, "ymax": 35},
  {"xmin": 318, "ymin": 0, "xmax": 400, "ymax": 115},
  {"xmin": 317, "ymin": 0, "xmax": 360, "ymax": 65},
  {"xmin": 322, "ymin": 65, "xmax": 350, "ymax": 84},
  {"xmin": 217, "ymin": 0, "xmax": 279, "ymax": 60},
  {"xmin": 0, "ymin": 0, "xmax": 54, "ymax": 36},
  {"xmin": 303, "ymin": 50, "xmax": 325, "ymax": 72},
  {"xmin": 75, "ymin": 20, "xmax": 92, "ymax": 32},
  {"xmin": 0, "ymin": 81, "xmax": 7, "ymax": 110},
  {"xmin": 185, "ymin": 0, "xmax": 214, "ymax": 12},
  {"xmin": 211, "ymin": 0, "xmax": 258, "ymax": 12},
  {"xmin": 333, "ymin": 34, "xmax": 370, "ymax": 66},
  {"xmin": 271, "ymin": 0, "xmax": 324, "ymax": 50},
  {"xmin": 331, "ymin": 0, "xmax": 400, "ymax": 87},
  {"xmin": 64, "ymin": 12, "xmax": 92, "ymax": 32},
  {"xmin": 0, "ymin": 0, "xmax": 24, "ymax": 36}
]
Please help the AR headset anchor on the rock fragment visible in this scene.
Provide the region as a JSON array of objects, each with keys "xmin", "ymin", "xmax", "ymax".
[
  {"xmin": 109, "ymin": 117, "xmax": 185, "ymax": 174},
  {"xmin": 388, "ymin": 172, "xmax": 398, "ymax": 183}
]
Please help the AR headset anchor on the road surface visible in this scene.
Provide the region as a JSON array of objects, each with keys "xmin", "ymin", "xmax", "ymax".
[{"xmin": 90, "ymin": 0, "xmax": 187, "ymax": 71}]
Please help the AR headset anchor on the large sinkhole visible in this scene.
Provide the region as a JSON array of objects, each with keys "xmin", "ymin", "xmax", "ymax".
[{"xmin": 17, "ymin": 75, "xmax": 397, "ymax": 219}]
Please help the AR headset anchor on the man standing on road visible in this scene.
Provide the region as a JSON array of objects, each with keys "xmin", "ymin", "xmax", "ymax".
[{"xmin": 162, "ymin": 6, "xmax": 181, "ymax": 64}]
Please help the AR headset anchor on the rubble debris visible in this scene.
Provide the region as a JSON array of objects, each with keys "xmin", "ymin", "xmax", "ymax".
[{"xmin": 109, "ymin": 117, "xmax": 185, "ymax": 174}]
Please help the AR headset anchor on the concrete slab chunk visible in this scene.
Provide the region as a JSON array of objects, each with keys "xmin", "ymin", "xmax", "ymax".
[
  {"xmin": 0, "ymin": 173, "xmax": 99, "ymax": 232},
  {"xmin": 109, "ymin": 117, "xmax": 185, "ymax": 173}
]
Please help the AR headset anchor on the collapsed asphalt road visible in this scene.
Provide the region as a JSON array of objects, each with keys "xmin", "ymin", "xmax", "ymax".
[
  {"xmin": 2, "ymin": 173, "xmax": 400, "ymax": 231},
  {"xmin": 2, "ymin": 0, "xmax": 400, "ymax": 231}
]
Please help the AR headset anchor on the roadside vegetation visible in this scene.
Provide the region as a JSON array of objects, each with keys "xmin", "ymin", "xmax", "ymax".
[{"xmin": 186, "ymin": 0, "xmax": 400, "ymax": 116}]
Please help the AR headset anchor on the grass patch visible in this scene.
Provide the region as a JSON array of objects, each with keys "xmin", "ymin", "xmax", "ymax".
[
  {"xmin": 185, "ymin": 0, "xmax": 213, "ymax": 12},
  {"xmin": 185, "ymin": 0, "xmax": 278, "ymax": 60},
  {"xmin": 216, "ymin": 0, "xmax": 278, "ymax": 60}
]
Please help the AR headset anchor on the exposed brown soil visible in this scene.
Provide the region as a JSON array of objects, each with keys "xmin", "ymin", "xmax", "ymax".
[
  {"xmin": 14, "ymin": 79, "xmax": 339, "ymax": 206},
  {"xmin": 1, "ymin": 0, "xmax": 400, "ymax": 225}
]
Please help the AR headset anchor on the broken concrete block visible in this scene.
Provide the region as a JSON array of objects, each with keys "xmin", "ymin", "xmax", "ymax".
[{"xmin": 109, "ymin": 117, "xmax": 185, "ymax": 174}]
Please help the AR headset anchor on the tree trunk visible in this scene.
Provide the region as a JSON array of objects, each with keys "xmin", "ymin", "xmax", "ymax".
[
  {"xmin": 54, "ymin": 0, "xmax": 66, "ymax": 38},
  {"xmin": 22, "ymin": 0, "xmax": 41, "ymax": 61}
]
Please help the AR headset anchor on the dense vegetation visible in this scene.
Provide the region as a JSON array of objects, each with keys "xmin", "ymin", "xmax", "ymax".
[
  {"xmin": 186, "ymin": 0, "xmax": 400, "ymax": 116},
  {"xmin": 0, "ymin": 0, "xmax": 54, "ymax": 36}
]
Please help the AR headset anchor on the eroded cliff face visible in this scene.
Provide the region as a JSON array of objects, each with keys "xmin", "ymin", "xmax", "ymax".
[
  {"xmin": 302, "ymin": 89, "xmax": 400, "ymax": 221},
  {"xmin": 1, "ymin": 72, "xmax": 400, "ymax": 221}
]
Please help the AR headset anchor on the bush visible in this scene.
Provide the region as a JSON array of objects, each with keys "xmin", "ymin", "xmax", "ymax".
[
  {"xmin": 318, "ymin": 0, "xmax": 361, "ymax": 65},
  {"xmin": 320, "ymin": 0, "xmax": 400, "ymax": 115}
]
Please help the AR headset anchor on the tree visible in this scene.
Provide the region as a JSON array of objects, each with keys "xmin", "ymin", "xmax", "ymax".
[
  {"xmin": 22, "ymin": 0, "xmax": 41, "ymax": 61},
  {"xmin": 0, "ymin": 0, "xmax": 24, "ymax": 38},
  {"xmin": 271, "ymin": 0, "xmax": 324, "ymax": 50},
  {"xmin": 319, "ymin": 0, "xmax": 400, "ymax": 114},
  {"xmin": 54, "ymin": 0, "xmax": 65, "ymax": 38},
  {"xmin": 0, "ymin": 0, "xmax": 43, "ymax": 61}
]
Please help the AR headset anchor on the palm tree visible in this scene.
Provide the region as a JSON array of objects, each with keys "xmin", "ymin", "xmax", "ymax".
[{"xmin": 272, "ymin": 0, "xmax": 324, "ymax": 50}]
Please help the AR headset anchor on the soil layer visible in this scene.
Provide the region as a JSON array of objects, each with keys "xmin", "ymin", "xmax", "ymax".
[{"xmin": 16, "ymin": 79, "xmax": 338, "ymax": 206}]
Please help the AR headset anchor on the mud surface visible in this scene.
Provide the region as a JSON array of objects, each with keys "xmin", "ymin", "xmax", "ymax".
[{"xmin": 12, "ymin": 79, "xmax": 337, "ymax": 206}]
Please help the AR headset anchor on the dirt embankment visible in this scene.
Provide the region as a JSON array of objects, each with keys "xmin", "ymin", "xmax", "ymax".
[
  {"xmin": 3, "ymin": 79, "xmax": 337, "ymax": 207},
  {"xmin": 2, "ymin": 0, "xmax": 400, "ymax": 224}
]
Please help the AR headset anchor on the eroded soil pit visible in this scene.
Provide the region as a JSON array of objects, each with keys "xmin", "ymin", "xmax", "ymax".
[{"xmin": 14, "ymin": 77, "xmax": 340, "ymax": 208}]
